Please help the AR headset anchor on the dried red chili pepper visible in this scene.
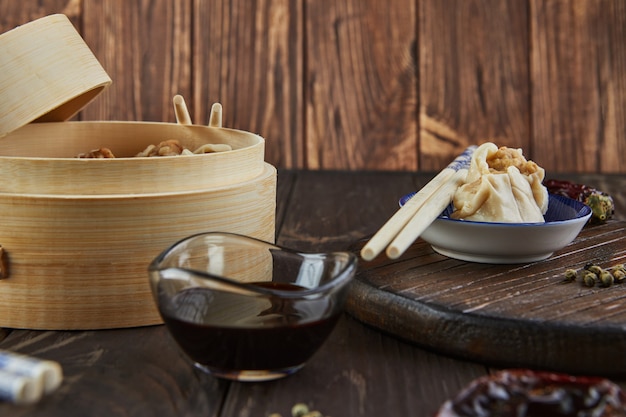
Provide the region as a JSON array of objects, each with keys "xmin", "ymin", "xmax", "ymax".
[
  {"xmin": 435, "ymin": 369, "xmax": 626, "ymax": 417},
  {"xmin": 544, "ymin": 179, "xmax": 615, "ymax": 224}
]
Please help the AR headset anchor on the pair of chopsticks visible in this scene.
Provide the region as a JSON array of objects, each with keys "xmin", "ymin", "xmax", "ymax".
[
  {"xmin": 173, "ymin": 94, "xmax": 222, "ymax": 127},
  {"xmin": 360, "ymin": 146, "xmax": 477, "ymax": 261}
]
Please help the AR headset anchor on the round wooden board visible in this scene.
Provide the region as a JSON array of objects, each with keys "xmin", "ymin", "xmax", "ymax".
[{"xmin": 346, "ymin": 221, "xmax": 626, "ymax": 376}]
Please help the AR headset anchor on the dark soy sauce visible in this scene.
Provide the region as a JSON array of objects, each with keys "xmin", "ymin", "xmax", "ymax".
[{"xmin": 159, "ymin": 282, "xmax": 341, "ymax": 371}]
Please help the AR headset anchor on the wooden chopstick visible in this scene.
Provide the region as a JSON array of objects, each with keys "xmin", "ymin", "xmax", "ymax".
[
  {"xmin": 173, "ymin": 95, "xmax": 192, "ymax": 125},
  {"xmin": 360, "ymin": 168, "xmax": 455, "ymax": 261},
  {"xmin": 360, "ymin": 146, "xmax": 476, "ymax": 261},
  {"xmin": 209, "ymin": 103, "xmax": 223, "ymax": 128},
  {"xmin": 386, "ymin": 168, "xmax": 468, "ymax": 259}
]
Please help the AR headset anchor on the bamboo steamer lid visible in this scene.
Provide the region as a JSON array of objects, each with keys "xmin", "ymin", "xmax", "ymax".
[{"xmin": 0, "ymin": 14, "xmax": 111, "ymax": 137}]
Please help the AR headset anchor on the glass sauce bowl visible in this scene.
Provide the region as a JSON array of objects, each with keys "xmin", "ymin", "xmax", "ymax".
[{"xmin": 148, "ymin": 232, "xmax": 357, "ymax": 381}]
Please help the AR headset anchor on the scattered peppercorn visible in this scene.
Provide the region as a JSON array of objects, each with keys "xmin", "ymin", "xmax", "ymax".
[
  {"xmin": 292, "ymin": 403, "xmax": 310, "ymax": 417},
  {"xmin": 613, "ymin": 269, "xmax": 626, "ymax": 283},
  {"xmin": 599, "ymin": 270, "xmax": 614, "ymax": 287},
  {"xmin": 612, "ymin": 264, "xmax": 626, "ymax": 276},
  {"xmin": 582, "ymin": 272, "xmax": 597, "ymax": 287},
  {"xmin": 585, "ymin": 264, "xmax": 603, "ymax": 275},
  {"xmin": 563, "ymin": 269, "xmax": 578, "ymax": 282},
  {"xmin": 563, "ymin": 262, "xmax": 626, "ymax": 288},
  {"xmin": 271, "ymin": 402, "xmax": 329, "ymax": 417}
]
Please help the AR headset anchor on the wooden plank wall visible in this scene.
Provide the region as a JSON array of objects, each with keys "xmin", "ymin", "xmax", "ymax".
[{"xmin": 1, "ymin": 0, "xmax": 625, "ymax": 173}]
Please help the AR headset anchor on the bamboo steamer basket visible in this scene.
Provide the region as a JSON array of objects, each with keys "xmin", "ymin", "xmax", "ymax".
[
  {"xmin": 0, "ymin": 15, "xmax": 277, "ymax": 330},
  {"xmin": 0, "ymin": 119, "xmax": 277, "ymax": 330},
  {"xmin": 0, "ymin": 164, "xmax": 276, "ymax": 330}
]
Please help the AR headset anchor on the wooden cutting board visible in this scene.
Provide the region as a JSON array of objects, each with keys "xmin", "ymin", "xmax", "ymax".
[{"xmin": 346, "ymin": 221, "xmax": 626, "ymax": 376}]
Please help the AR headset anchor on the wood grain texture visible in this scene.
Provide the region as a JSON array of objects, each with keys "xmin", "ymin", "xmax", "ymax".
[
  {"xmin": 419, "ymin": 0, "xmax": 530, "ymax": 170},
  {"xmin": 276, "ymin": 170, "xmax": 420, "ymax": 251},
  {"xmin": 304, "ymin": 0, "xmax": 418, "ymax": 170},
  {"xmin": 348, "ymin": 221, "xmax": 626, "ymax": 376},
  {"xmin": 1, "ymin": 0, "xmax": 625, "ymax": 172},
  {"xmin": 0, "ymin": 327, "xmax": 223, "ymax": 416},
  {"xmin": 80, "ymin": 0, "xmax": 192, "ymax": 122},
  {"xmin": 220, "ymin": 316, "xmax": 487, "ymax": 417},
  {"xmin": 193, "ymin": 0, "xmax": 304, "ymax": 169},
  {"xmin": 0, "ymin": 0, "xmax": 80, "ymax": 29},
  {"xmin": 531, "ymin": 0, "xmax": 626, "ymax": 174}
]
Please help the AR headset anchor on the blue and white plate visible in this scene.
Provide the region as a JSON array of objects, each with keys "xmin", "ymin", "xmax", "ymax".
[{"xmin": 399, "ymin": 193, "xmax": 592, "ymax": 264}]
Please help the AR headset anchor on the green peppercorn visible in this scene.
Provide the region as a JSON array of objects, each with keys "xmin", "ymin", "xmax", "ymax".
[
  {"xmin": 269, "ymin": 414, "xmax": 283, "ymax": 417},
  {"xmin": 585, "ymin": 264, "xmax": 603, "ymax": 275},
  {"xmin": 613, "ymin": 269, "xmax": 626, "ymax": 283},
  {"xmin": 303, "ymin": 412, "xmax": 323, "ymax": 417},
  {"xmin": 563, "ymin": 269, "xmax": 578, "ymax": 282},
  {"xmin": 599, "ymin": 270, "xmax": 615, "ymax": 287},
  {"xmin": 611, "ymin": 264, "xmax": 626, "ymax": 275},
  {"xmin": 583, "ymin": 272, "xmax": 597, "ymax": 287},
  {"xmin": 292, "ymin": 403, "xmax": 310, "ymax": 417}
]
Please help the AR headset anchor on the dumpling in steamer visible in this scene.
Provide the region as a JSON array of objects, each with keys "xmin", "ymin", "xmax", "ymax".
[{"xmin": 451, "ymin": 142, "xmax": 549, "ymax": 223}]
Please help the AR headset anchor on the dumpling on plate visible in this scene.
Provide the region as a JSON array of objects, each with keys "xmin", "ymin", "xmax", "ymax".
[{"xmin": 451, "ymin": 142, "xmax": 549, "ymax": 223}]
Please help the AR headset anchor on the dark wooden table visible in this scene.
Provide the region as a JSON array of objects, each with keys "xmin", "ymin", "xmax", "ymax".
[{"xmin": 0, "ymin": 170, "xmax": 624, "ymax": 417}]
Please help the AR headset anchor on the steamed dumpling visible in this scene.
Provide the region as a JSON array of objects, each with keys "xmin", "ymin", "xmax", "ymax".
[{"xmin": 451, "ymin": 142, "xmax": 549, "ymax": 223}]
